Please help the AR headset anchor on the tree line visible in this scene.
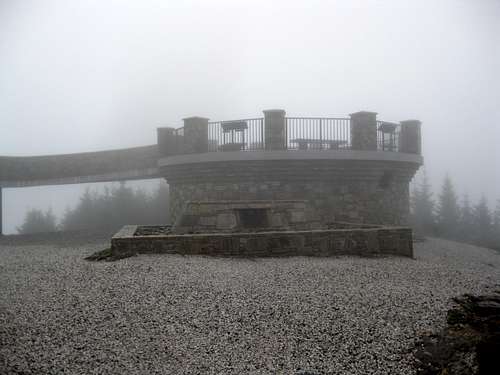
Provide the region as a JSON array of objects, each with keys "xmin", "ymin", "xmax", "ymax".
[
  {"xmin": 411, "ymin": 172, "xmax": 500, "ymax": 250},
  {"xmin": 17, "ymin": 181, "xmax": 170, "ymax": 235}
]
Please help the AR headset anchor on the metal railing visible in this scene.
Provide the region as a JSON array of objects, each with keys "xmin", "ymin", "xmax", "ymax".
[
  {"xmin": 208, "ymin": 118, "xmax": 264, "ymax": 152},
  {"xmin": 286, "ymin": 117, "xmax": 351, "ymax": 150},
  {"xmin": 376, "ymin": 121, "xmax": 400, "ymax": 152},
  {"xmin": 170, "ymin": 116, "xmax": 405, "ymax": 154}
]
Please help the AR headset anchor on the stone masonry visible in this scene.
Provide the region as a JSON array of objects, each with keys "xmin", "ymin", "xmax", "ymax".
[
  {"xmin": 111, "ymin": 224, "xmax": 414, "ymax": 258},
  {"xmin": 164, "ymin": 159, "xmax": 417, "ymax": 226},
  {"xmin": 172, "ymin": 200, "xmax": 320, "ymax": 234}
]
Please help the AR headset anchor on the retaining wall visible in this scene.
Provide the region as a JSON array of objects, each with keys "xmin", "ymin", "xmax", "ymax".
[{"xmin": 111, "ymin": 225, "xmax": 413, "ymax": 258}]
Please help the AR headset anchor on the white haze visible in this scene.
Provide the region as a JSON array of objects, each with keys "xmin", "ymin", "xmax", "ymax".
[{"xmin": 1, "ymin": 0, "xmax": 499, "ymax": 233}]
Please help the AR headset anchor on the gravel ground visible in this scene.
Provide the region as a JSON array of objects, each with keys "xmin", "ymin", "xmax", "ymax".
[{"xmin": 1, "ymin": 238, "xmax": 499, "ymax": 374}]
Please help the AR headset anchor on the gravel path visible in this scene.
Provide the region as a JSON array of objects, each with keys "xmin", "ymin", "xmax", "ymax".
[{"xmin": 1, "ymin": 238, "xmax": 499, "ymax": 374}]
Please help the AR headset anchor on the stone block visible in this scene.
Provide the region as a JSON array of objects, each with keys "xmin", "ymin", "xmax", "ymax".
[
  {"xmin": 199, "ymin": 216, "xmax": 216, "ymax": 226},
  {"xmin": 270, "ymin": 213, "xmax": 283, "ymax": 227},
  {"xmin": 330, "ymin": 236, "xmax": 346, "ymax": 253},
  {"xmin": 290, "ymin": 210, "xmax": 305, "ymax": 223},
  {"xmin": 348, "ymin": 211, "xmax": 359, "ymax": 219},
  {"xmin": 178, "ymin": 215, "xmax": 197, "ymax": 227},
  {"xmin": 216, "ymin": 213, "xmax": 237, "ymax": 229}
]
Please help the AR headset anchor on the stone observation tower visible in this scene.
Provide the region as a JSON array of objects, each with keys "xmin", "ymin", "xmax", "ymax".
[
  {"xmin": 157, "ymin": 109, "xmax": 422, "ymax": 227},
  {"xmin": 0, "ymin": 108, "xmax": 422, "ymax": 235}
]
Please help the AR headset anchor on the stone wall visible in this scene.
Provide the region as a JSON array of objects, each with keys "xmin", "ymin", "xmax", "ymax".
[
  {"xmin": 172, "ymin": 200, "xmax": 320, "ymax": 234},
  {"xmin": 111, "ymin": 225, "xmax": 413, "ymax": 258},
  {"xmin": 170, "ymin": 180, "xmax": 410, "ymax": 227},
  {"xmin": 163, "ymin": 159, "xmax": 418, "ymax": 226}
]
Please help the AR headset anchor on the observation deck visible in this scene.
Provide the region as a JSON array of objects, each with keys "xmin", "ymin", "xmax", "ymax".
[
  {"xmin": 157, "ymin": 110, "xmax": 422, "ymax": 158},
  {"xmin": 157, "ymin": 109, "xmax": 423, "ymax": 225}
]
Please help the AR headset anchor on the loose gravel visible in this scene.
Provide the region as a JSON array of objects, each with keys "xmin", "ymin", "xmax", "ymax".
[{"xmin": 1, "ymin": 238, "xmax": 499, "ymax": 374}]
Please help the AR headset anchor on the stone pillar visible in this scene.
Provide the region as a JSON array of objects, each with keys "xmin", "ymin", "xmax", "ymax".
[
  {"xmin": 399, "ymin": 120, "xmax": 422, "ymax": 154},
  {"xmin": 157, "ymin": 127, "xmax": 179, "ymax": 156},
  {"xmin": 263, "ymin": 109, "xmax": 286, "ymax": 150},
  {"xmin": 350, "ymin": 111, "xmax": 377, "ymax": 151},
  {"xmin": 183, "ymin": 116, "xmax": 209, "ymax": 154}
]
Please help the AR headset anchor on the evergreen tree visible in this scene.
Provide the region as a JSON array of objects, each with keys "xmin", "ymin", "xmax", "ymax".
[
  {"xmin": 62, "ymin": 188, "xmax": 99, "ymax": 231},
  {"xmin": 436, "ymin": 175, "xmax": 460, "ymax": 239},
  {"xmin": 17, "ymin": 208, "xmax": 58, "ymax": 234},
  {"xmin": 410, "ymin": 171, "xmax": 435, "ymax": 236},
  {"xmin": 472, "ymin": 195, "xmax": 492, "ymax": 247},
  {"xmin": 492, "ymin": 199, "xmax": 500, "ymax": 250},
  {"xmin": 458, "ymin": 194, "xmax": 474, "ymax": 243},
  {"xmin": 148, "ymin": 181, "xmax": 170, "ymax": 224},
  {"xmin": 60, "ymin": 181, "xmax": 170, "ymax": 232}
]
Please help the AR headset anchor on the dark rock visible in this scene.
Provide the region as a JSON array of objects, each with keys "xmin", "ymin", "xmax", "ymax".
[
  {"xmin": 413, "ymin": 290, "xmax": 500, "ymax": 375},
  {"xmin": 84, "ymin": 247, "xmax": 133, "ymax": 262}
]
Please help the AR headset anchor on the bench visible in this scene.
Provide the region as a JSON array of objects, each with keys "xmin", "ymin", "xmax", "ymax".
[
  {"xmin": 221, "ymin": 121, "xmax": 247, "ymax": 150},
  {"xmin": 291, "ymin": 138, "xmax": 348, "ymax": 150},
  {"xmin": 378, "ymin": 122, "xmax": 398, "ymax": 151},
  {"xmin": 219, "ymin": 142, "xmax": 245, "ymax": 152}
]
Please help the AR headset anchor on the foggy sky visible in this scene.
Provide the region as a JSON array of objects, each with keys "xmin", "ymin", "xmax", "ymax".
[{"xmin": 1, "ymin": 0, "xmax": 499, "ymax": 233}]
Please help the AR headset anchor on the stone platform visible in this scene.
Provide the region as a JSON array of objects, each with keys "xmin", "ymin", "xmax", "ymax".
[{"xmin": 110, "ymin": 223, "xmax": 413, "ymax": 258}]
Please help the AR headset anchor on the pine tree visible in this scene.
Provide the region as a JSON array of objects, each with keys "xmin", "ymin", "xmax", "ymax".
[
  {"xmin": 60, "ymin": 181, "xmax": 170, "ymax": 232},
  {"xmin": 472, "ymin": 195, "xmax": 492, "ymax": 247},
  {"xmin": 436, "ymin": 175, "xmax": 460, "ymax": 239},
  {"xmin": 17, "ymin": 208, "xmax": 58, "ymax": 234},
  {"xmin": 61, "ymin": 188, "xmax": 98, "ymax": 231},
  {"xmin": 410, "ymin": 171, "xmax": 435, "ymax": 236},
  {"xmin": 148, "ymin": 181, "xmax": 170, "ymax": 224},
  {"xmin": 458, "ymin": 194, "xmax": 474, "ymax": 243},
  {"xmin": 492, "ymin": 199, "xmax": 500, "ymax": 250}
]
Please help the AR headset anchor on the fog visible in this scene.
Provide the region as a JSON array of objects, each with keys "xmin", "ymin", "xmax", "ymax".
[{"xmin": 1, "ymin": 0, "xmax": 499, "ymax": 234}]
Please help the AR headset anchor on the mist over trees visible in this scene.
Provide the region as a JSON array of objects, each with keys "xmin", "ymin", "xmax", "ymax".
[
  {"xmin": 410, "ymin": 172, "xmax": 436, "ymax": 237},
  {"xmin": 17, "ymin": 182, "xmax": 170, "ymax": 234},
  {"xmin": 17, "ymin": 208, "xmax": 58, "ymax": 234},
  {"xmin": 410, "ymin": 173, "xmax": 500, "ymax": 250},
  {"xmin": 436, "ymin": 174, "xmax": 460, "ymax": 239}
]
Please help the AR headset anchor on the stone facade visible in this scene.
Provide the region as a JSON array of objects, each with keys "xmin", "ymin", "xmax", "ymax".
[
  {"xmin": 172, "ymin": 200, "xmax": 320, "ymax": 234},
  {"xmin": 111, "ymin": 224, "xmax": 413, "ymax": 258},
  {"xmin": 163, "ymin": 158, "xmax": 417, "ymax": 226}
]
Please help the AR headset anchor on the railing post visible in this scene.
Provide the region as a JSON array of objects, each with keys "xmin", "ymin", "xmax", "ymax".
[
  {"xmin": 350, "ymin": 111, "xmax": 377, "ymax": 151},
  {"xmin": 260, "ymin": 118, "xmax": 264, "ymax": 149},
  {"xmin": 399, "ymin": 120, "xmax": 422, "ymax": 154},
  {"xmin": 183, "ymin": 116, "xmax": 209, "ymax": 154},
  {"xmin": 263, "ymin": 109, "xmax": 286, "ymax": 150},
  {"xmin": 319, "ymin": 118, "xmax": 323, "ymax": 148},
  {"xmin": 157, "ymin": 127, "xmax": 179, "ymax": 156}
]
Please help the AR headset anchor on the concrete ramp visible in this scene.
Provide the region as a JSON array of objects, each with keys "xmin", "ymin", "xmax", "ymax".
[{"xmin": 0, "ymin": 145, "xmax": 160, "ymax": 187}]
